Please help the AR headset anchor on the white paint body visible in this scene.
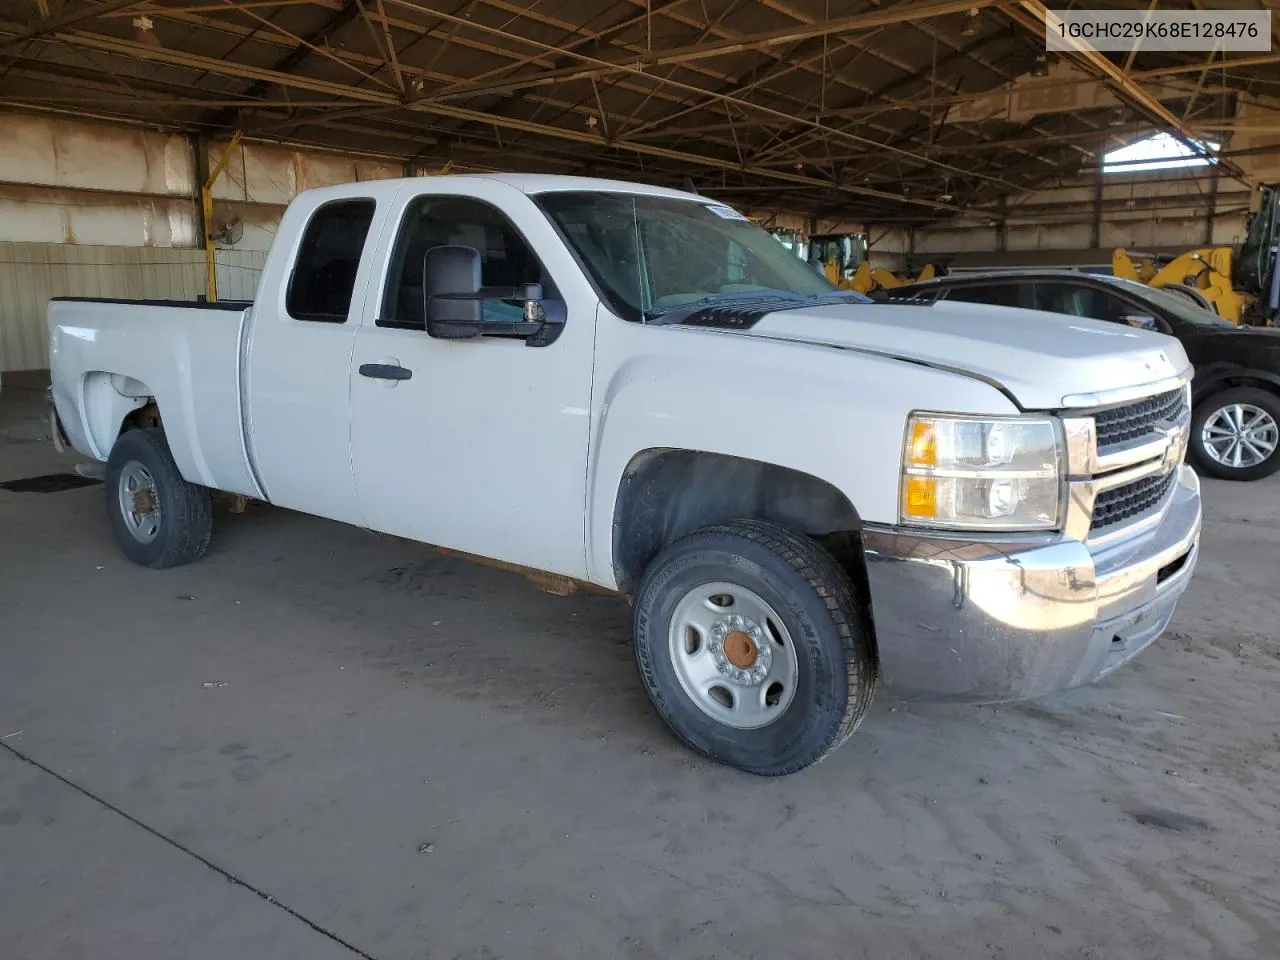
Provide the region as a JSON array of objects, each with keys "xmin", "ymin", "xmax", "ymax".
[{"xmin": 48, "ymin": 174, "xmax": 1191, "ymax": 590}]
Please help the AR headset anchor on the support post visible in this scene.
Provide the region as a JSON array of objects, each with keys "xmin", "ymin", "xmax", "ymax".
[
  {"xmin": 1204, "ymin": 166, "xmax": 1220, "ymax": 246},
  {"xmin": 203, "ymin": 130, "xmax": 242, "ymax": 302},
  {"xmin": 1090, "ymin": 164, "xmax": 1104, "ymax": 250}
]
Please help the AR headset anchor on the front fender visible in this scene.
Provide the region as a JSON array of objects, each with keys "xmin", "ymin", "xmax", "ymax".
[{"xmin": 584, "ymin": 321, "xmax": 1019, "ymax": 587}]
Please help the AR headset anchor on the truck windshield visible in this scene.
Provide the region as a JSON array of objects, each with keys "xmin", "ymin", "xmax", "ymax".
[{"xmin": 536, "ymin": 191, "xmax": 838, "ymax": 322}]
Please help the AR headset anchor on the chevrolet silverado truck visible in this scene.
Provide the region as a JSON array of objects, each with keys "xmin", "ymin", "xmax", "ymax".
[{"xmin": 47, "ymin": 175, "xmax": 1202, "ymax": 776}]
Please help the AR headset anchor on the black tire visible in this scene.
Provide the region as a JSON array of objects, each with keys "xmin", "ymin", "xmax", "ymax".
[
  {"xmin": 633, "ymin": 519, "xmax": 877, "ymax": 776},
  {"xmin": 1189, "ymin": 387, "xmax": 1280, "ymax": 481},
  {"xmin": 105, "ymin": 427, "xmax": 213, "ymax": 568}
]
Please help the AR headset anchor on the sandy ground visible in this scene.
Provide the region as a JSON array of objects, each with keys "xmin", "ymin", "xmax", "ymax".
[{"xmin": 1, "ymin": 371, "xmax": 1277, "ymax": 960}]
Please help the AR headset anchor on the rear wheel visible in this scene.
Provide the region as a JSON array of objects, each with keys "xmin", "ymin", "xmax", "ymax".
[
  {"xmin": 633, "ymin": 520, "xmax": 876, "ymax": 776},
  {"xmin": 1190, "ymin": 387, "xmax": 1280, "ymax": 481},
  {"xmin": 105, "ymin": 427, "xmax": 213, "ymax": 568}
]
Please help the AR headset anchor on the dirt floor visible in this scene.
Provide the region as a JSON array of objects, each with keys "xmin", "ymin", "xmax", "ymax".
[{"xmin": 1, "ymin": 371, "xmax": 1277, "ymax": 960}]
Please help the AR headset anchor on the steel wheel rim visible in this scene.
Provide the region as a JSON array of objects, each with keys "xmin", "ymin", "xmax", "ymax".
[
  {"xmin": 117, "ymin": 461, "xmax": 162, "ymax": 544},
  {"xmin": 667, "ymin": 581, "xmax": 799, "ymax": 730},
  {"xmin": 1201, "ymin": 403, "xmax": 1279, "ymax": 469}
]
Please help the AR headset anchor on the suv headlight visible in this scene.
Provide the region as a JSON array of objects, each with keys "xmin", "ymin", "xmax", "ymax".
[{"xmin": 900, "ymin": 414, "xmax": 1062, "ymax": 531}]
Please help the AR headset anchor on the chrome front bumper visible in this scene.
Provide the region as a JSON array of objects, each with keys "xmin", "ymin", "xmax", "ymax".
[{"xmin": 862, "ymin": 464, "xmax": 1201, "ymax": 702}]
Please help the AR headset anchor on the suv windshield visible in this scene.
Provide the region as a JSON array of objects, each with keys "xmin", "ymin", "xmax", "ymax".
[
  {"xmin": 536, "ymin": 191, "xmax": 838, "ymax": 321},
  {"xmin": 1102, "ymin": 276, "xmax": 1234, "ymax": 328}
]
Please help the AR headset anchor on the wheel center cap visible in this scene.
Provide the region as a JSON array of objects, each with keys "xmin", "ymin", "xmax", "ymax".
[
  {"xmin": 723, "ymin": 630, "xmax": 757, "ymax": 669},
  {"xmin": 708, "ymin": 615, "xmax": 773, "ymax": 685},
  {"xmin": 133, "ymin": 489, "xmax": 157, "ymax": 515}
]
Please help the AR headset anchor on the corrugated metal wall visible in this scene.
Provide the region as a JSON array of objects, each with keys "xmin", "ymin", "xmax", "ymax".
[
  {"xmin": 2, "ymin": 99, "xmax": 1269, "ymax": 367},
  {"xmin": 0, "ymin": 115, "xmax": 197, "ymax": 247},
  {"xmin": 0, "ymin": 243, "xmax": 266, "ymax": 371},
  {"xmin": 0, "ymin": 112, "xmax": 399, "ymax": 372}
]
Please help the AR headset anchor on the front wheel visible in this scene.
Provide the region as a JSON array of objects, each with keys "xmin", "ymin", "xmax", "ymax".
[
  {"xmin": 105, "ymin": 427, "xmax": 213, "ymax": 568},
  {"xmin": 633, "ymin": 520, "xmax": 876, "ymax": 776},
  {"xmin": 1189, "ymin": 387, "xmax": 1280, "ymax": 481}
]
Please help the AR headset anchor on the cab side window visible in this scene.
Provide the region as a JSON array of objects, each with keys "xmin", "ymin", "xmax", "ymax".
[
  {"xmin": 943, "ymin": 282, "xmax": 1029, "ymax": 309},
  {"xmin": 1033, "ymin": 281, "xmax": 1126, "ymax": 323},
  {"xmin": 1098, "ymin": 289, "xmax": 1171, "ymax": 332},
  {"xmin": 380, "ymin": 196, "xmax": 550, "ymax": 330},
  {"xmin": 286, "ymin": 199, "xmax": 376, "ymax": 323}
]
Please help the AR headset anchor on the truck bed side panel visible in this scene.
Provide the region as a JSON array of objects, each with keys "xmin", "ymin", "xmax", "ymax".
[{"xmin": 47, "ymin": 299, "xmax": 262, "ymax": 498}]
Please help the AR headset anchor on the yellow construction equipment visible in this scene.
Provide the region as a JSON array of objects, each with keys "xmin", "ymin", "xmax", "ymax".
[
  {"xmin": 849, "ymin": 262, "xmax": 935, "ymax": 295},
  {"xmin": 766, "ymin": 227, "xmax": 804, "ymax": 256},
  {"xmin": 807, "ymin": 232, "xmax": 935, "ymax": 293},
  {"xmin": 808, "ymin": 234, "xmax": 862, "ymax": 286},
  {"xmin": 1112, "ymin": 247, "xmax": 1248, "ymax": 324},
  {"xmin": 746, "ymin": 216, "xmax": 805, "ymax": 258}
]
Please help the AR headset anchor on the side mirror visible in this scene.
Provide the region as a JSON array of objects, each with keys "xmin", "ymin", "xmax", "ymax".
[
  {"xmin": 424, "ymin": 244, "xmax": 484, "ymax": 339},
  {"xmin": 1121, "ymin": 313, "xmax": 1158, "ymax": 331},
  {"xmin": 423, "ymin": 244, "xmax": 549, "ymax": 341}
]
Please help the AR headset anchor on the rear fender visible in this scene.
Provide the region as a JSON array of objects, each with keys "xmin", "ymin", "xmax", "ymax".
[
  {"xmin": 81, "ymin": 372, "xmax": 150, "ymax": 460},
  {"xmin": 1192, "ymin": 365, "xmax": 1280, "ymax": 404}
]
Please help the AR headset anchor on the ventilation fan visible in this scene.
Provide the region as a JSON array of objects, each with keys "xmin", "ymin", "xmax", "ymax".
[{"xmin": 211, "ymin": 218, "xmax": 244, "ymax": 247}]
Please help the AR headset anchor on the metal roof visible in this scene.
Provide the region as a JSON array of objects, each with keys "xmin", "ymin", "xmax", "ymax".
[{"xmin": 0, "ymin": 1, "xmax": 1272, "ymax": 224}]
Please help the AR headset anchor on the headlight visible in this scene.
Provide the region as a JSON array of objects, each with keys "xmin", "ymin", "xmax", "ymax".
[{"xmin": 900, "ymin": 414, "xmax": 1061, "ymax": 530}]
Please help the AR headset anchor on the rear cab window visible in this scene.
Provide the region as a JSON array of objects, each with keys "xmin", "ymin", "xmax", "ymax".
[{"xmin": 287, "ymin": 199, "xmax": 377, "ymax": 323}]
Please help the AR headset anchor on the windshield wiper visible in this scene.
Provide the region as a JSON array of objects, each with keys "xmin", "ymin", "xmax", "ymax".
[
  {"xmin": 645, "ymin": 289, "xmax": 813, "ymax": 322},
  {"xmin": 820, "ymin": 289, "xmax": 873, "ymax": 303},
  {"xmin": 651, "ymin": 290, "xmax": 877, "ymax": 330},
  {"xmin": 652, "ymin": 289, "xmax": 806, "ymax": 312}
]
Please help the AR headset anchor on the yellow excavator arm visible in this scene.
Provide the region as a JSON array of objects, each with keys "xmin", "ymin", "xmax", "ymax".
[
  {"xmin": 848, "ymin": 262, "xmax": 936, "ymax": 295},
  {"xmin": 1114, "ymin": 247, "xmax": 1247, "ymax": 324}
]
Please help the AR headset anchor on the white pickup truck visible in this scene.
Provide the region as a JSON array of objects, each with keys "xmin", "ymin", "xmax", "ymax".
[{"xmin": 48, "ymin": 174, "xmax": 1202, "ymax": 775}]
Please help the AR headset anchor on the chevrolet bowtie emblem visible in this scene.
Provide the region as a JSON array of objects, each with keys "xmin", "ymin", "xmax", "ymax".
[{"xmin": 1155, "ymin": 420, "xmax": 1187, "ymax": 472}]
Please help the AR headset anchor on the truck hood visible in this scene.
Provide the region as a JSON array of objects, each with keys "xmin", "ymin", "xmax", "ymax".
[{"xmin": 734, "ymin": 299, "xmax": 1190, "ymax": 409}]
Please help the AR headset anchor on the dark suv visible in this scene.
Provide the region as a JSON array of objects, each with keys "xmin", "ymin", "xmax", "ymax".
[{"xmin": 882, "ymin": 271, "xmax": 1280, "ymax": 481}]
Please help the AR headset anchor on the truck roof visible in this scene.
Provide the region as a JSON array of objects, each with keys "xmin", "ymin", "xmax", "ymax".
[
  {"xmin": 484, "ymin": 173, "xmax": 706, "ymax": 200},
  {"xmin": 304, "ymin": 173, "xmax": 707, "ymax": 203}
]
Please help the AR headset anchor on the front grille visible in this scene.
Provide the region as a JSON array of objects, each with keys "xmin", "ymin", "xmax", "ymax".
[
  {"xmin": 1090, "ymin": 469, "xmax": 1177, "ymax": 533},
  {"xmin": 1094, "ymin": 388, "xmax": 1187, "ymax": 449}
]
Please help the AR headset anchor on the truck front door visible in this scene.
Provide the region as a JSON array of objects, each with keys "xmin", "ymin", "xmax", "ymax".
[{"xmin": 349, "ymin": 184, "xmax": 595, "ymax": 579}]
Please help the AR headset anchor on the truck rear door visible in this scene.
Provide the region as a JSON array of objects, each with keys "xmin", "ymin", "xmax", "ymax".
[
  {"xmin": 244, "ymin": 184, "xmax": 399, "ymax": 524},
  {"xmin": 348, "ymin": 181, "xmax": 596, "ymax": 579}
]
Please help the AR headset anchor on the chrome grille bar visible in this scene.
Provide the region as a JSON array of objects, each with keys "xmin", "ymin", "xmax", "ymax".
[{"xmin": 1061, "ymin": 379, "xmax": 1192, "ymax": 543}]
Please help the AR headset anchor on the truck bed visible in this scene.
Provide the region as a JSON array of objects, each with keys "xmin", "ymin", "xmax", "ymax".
[
  {"xmin": 50, "ymin": 297, "xmax": 253, "ymax": 310},
  {"xmin": 48, "ymin": 297, "xmax": 262, "ymax": 499}
]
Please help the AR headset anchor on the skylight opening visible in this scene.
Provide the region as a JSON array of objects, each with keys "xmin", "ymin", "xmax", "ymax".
[{"xmin": 1103, "ymin": 133, "xmax": 1220, "ymax": 174}]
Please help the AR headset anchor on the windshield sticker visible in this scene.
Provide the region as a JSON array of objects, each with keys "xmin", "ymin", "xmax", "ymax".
[{"xmin": 705, "ymin": 204, "xmax": 749, "ymax": 221}]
